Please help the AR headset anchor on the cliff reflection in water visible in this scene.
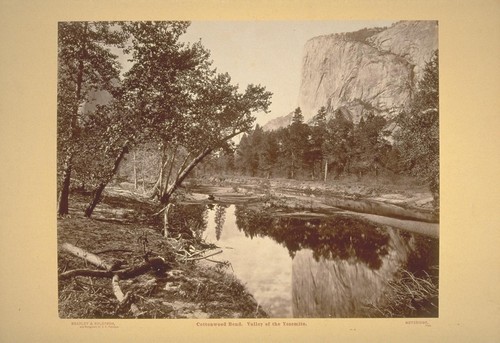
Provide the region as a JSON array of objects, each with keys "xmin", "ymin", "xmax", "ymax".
[
  {"xmin": 291, "ymin": 230, "xmax": 410, "ymax": 317},
  {"xmin": 170, "ymin": 204, "xmax": 438, "ymax": 318},
  {"xmin": 234, "ymin": 206, "xmax": 437, "ymax": 318}
]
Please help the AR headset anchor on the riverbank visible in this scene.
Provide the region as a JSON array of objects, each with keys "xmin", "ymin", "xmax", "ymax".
[
  {"xmin": 185, "ymin": 175, "xmax": 439, "ymax": 238},
  {"xmin": 58, "ymin": 190, "xmax": 267, "ymax": 319},
  {"xmin": 193, "ymin": 175, "xmax": 437, "ymax": 213}
]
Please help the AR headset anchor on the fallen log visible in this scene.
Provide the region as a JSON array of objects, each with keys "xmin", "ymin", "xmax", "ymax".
[
  {"xmin": 325, "ymin": 197, "xmax": 438, "ymax": 223},
  {"xmin": 348, "ymin": 212, "xmax": 439, "ymax": 239},
  {"xmin": 94, "ymin": 248, "xmax": 134, "ymax": 254},
  {"xmin": 59, "ymin": 257, "xmax": 169, "ymax": 280},
  {"xmin": 185, "ymin": 250, "xmax": 223, "ymax": 261},
  {"xmin": 115, "ymin": 257, "xmax": 168, "ymax": 279},
  {"xmin": 61, "ymin": 243, "xmax": 117, "ymax": 271},
  {"xmin": 60, "ymin": 243, "xmax": 169, "ymax": 317}
]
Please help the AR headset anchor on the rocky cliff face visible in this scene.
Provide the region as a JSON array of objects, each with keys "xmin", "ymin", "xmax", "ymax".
[
  {"xmin": 297, "ymin": 21, "xmax": 438, "ymax": 124},
  {"xmin": 368, "ymin": 21, "xmax": 438, "ymax": 82},
  {"xmin": 262, "ymin": 112, "xmax": 293, "ymax": 131}
]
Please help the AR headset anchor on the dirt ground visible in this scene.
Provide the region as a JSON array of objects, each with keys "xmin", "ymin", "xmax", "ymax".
[{"xmin": 58, "ymin": 190, "xmax": 267, "ymax": 319}]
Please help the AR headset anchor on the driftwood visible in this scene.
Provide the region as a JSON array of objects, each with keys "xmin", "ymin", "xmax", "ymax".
[
  {"xmin": 61, "ymin": 243, "xmax": 117, "ymax": 271},
  {"xmin": 325, "ymin": 197, "xmax": 438, "ymax": 223},
  {"xmin": 60, "ymin": 243, "xmax": 169, "ymax": 317},
  {"xmin": 94, "ymin": 248, "xmax": 134, "ymax": 254}
]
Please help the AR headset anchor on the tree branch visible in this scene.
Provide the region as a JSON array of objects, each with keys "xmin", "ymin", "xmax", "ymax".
[{"xmin": 112, "ymin": 275, "xmax": 142, "ymax": 317}]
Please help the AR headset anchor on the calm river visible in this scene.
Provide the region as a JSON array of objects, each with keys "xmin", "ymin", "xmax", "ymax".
[{"xmin": 173, "ymin": 203, "xmax": 438, "ymax": 318}]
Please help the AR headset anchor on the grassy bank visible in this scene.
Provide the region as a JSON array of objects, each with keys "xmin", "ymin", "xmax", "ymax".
[{"xmin": 365, "ymin": 268, "xmax": 439, "ymax": 318}]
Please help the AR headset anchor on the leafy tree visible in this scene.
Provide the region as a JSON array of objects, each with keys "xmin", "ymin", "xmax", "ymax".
[
  {"xmin": 274, "ymin": 127, "xmax": 293, "ymax": 177},
  {"xmin": 57, "ymin": 22, "xmax": 126, "ymax": 215},
  {"xmin": 156, "ymin": 69, "xmax": 272, "ymax": 205},
  {"xmin": 396, "ymin": 50, "xmax": 439, "ymax": 205},
  {"xmin": 235, "ymin": 133, "xmax": 254, "ymax": 175},
  {"xmin": 82, "ymin": 21, "xmax": 203, "ymax": 216},
  {"xmin": 64, "ymin": 21, "xmax": 272, "ymax": 218},
  {"xmin": 249, "ymin": 125, "xmax": 265, "ymax": 176},
  {"xmin": 312, "ymin": 106, "xmax": 327, "ymax": 127},
  {"xmin": 291, "ymin": 107, "xmax": 304, "ymax": 124}
]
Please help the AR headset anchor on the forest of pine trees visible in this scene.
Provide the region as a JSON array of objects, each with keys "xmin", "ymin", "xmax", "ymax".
[
  {"xmin": 201, "ymin": 51, "xmax": 439, "ymax": 207},
  {"xmin": 204, "ymin": 106, "xmax": 395, "ymax": 182}
]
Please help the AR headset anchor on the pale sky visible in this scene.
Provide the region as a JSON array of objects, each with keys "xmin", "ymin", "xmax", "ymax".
[{"xmin": 181, "ymin": 21, "xmax": 397, "ymax": 126}]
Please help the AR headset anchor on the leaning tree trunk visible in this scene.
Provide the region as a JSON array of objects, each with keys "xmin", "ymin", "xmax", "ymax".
[
  {"xmin": 84, "ymin": 142, "xmax": 129, "ymax": 217},
  {"xmin": 158, "ymin": 147, "xmax": 211, "ymax": 238},
  {"xmin": 85, "ymin": 182, "xmax": 106, "ymax": 218},
  {"xmin": 158, "ymin": 130, "xmax": 246, "ymax": 237},
  {"xmin": 160, "ymin": 147, "xmax": 212, "ymax": 205}
]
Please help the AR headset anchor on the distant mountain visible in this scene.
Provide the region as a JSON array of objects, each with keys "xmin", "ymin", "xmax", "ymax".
[
  {"xmin": 263, "ymin": 21, "xmax": 438, "ymax": 130},
  {"xmin": 262, "ymin": 112, "xmax": 294, "ymax": 131}
]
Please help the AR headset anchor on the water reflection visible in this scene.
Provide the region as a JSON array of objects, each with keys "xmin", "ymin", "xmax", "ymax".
[
  {"xmin": 214, "ymin": 204, "xmax": 229, "ymax": 240},
  {"xmin": 235, "ymin": 207, "xmax": 390, "ymax": 270},
  {"xmin": 205, "ymin": 205, "xmax": 293, "ymax": 317},
  {"xmin": 167, "ymin": 204, "xmax": 207, "ymax": 240},
  {"xmin": 291, "ymin": 229, "xmax": 412, "ymax": 317},
  {"xmin": 170, "ymin": 203, "xmax": 438, "ymax": 318}
]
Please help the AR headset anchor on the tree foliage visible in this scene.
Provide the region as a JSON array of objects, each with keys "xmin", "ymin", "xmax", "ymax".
[
  {"xmin": 396, "ymin": 50, "xmax": 439, "ymax": 204},
  {"xmin": 57, "ymin": 21, "xmax": 272, "ymax": 216},
  {"xmin": 57, "ymin": 22, "xmax": 127, "ymax": 215},
  {"xmin": 231, "ymin": 108, "xmax": 395, "ymax": 182}
]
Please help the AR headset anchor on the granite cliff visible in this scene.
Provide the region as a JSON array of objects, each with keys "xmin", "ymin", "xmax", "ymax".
[
  {"xmin": 270, "ymin": 21, "xmax": 438, "ymax": 128},
  {"xmin": 262, "ymin": 112, "xmax": 294, "ymax": 131}
]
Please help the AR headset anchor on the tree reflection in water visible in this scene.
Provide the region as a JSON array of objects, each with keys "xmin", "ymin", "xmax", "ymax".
[
  {"xmin": 168, "ymin": 203, "xmax": 229, "ymax": 241},
  {"xmin": 232, "ymin": 205, "xmax": 438, "ymax": 317},
  {"xmin": 168, "ymin": 203, "xmax": 438, "ymax": 317},
  {"xmin": 168, "ymin": 204, "xmax": 208, "ymax": 240},
  {"xmin": 214, "ymin": 204, "xmax": 229, "ymax": 241},
  {"xmin": 234, "ymin": 205, "xmax": 390, "ymax": 270}
]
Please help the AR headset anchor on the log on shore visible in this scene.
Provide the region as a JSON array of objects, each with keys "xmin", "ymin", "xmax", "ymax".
[
  {"xmin": 326, "ymin": 197, "xmax": 438, "ymax": 223},
  {"xmin": 61, "ymin": 243, "xmax": 117, "ymax": 271},
  {"xmin": 60, "ymin": 243, "xmax": 170, "ymax": 317}
]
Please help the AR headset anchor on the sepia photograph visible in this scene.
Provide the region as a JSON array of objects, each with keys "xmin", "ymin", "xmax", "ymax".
[
  {"xmin": 57, "ymin": 20, "xmax": 439, "ymax": 319},
  {"xmin": 2, "ymin": 0, "xmax": 500, "ymax": 341}
]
